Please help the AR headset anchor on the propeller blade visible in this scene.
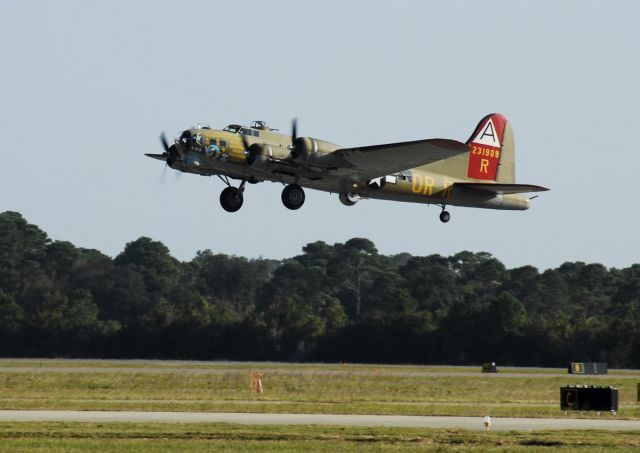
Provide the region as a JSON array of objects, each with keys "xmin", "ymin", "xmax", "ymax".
[
  {"xmin": 157, "ymin": 131, "xmax": 179, "ymax": 168},
  {"xmin": 290, "ymin": 118, "xmax": 303, "ymax": 159},
  {"xmin": 241, "ymin": 133, "xmax": 250, "ymax": 152},
  {"xmin": 160, "ymin": 133, "xmax": 170, "ymax": 152},
  {"xmin": 291, "ymin": 118, "xmax": 298, "ymax": 143},
  {"xmin": 159, "ymin": 161, "xmax": 168, "ymax": 185}
]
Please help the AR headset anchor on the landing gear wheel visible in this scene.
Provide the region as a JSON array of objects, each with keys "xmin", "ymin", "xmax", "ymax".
[
  {"xmin": 339, "ymin": 192, "xmax": 360, "ymax": 206},
  {"xmin": 439, "ymin": 210, "xmax": 451, "ymax": 223},
  {"xmin": 281, "ymin": 184, "xmax": 305, "ymax": 210},
  {"xmin": 220, "ymin": 187, "xmax": 244, "ymax": 212}
]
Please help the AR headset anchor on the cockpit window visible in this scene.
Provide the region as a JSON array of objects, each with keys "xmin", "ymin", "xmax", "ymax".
[
  {"xmin": 239, "ymin": 128, "xmax": 260, "ymax": 137},
  {"xmin": 223, "ymin": 125, "xmax": 240, "ymax": 133},
  {"xmin": 240, "ymin": 128, "xmax": 260, "ymax": 137}
]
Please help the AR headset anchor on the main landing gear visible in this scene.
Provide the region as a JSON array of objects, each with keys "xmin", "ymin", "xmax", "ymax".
[
  {"xmin": 439, "ymin": 206, "xmax": 451, "ymax": 223},
  {"xmin": 218, "ymin": 178, "xmax": 305, "ymax": 212},
  {"xmin": 219, "ymin": 180, "xmax": 246, "ymax": 212},
  {"xmin": 281, "ymin": 184, "xmax": 305, "ymax": 210}
]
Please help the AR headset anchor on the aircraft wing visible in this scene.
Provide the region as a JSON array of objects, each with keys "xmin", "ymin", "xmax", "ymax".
[
  {"xmin": 453, "ymin": 183, "xmax": 550, "ymax": 194},
  {"xmin": 314, "ymin": 138, "xmax": 469, "ymax": 180},
  {"xmin": 145, "ymin": 153, "xmax": 167, "ymax": 162}
]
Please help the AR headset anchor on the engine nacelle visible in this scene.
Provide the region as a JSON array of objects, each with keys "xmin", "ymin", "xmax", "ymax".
[
  {"xmin": 246, "ymin": 143, "xmax": 290, "ymax": 168},
  {"xmin": 290, "ymin": 137, "xmax": 339, "ymax": 163},
  {"xmin": 185, "ymin": 153, "xmax": 201, "ymax": 169},
  {"xmin": 246, "ymin": 144, "xmax": 272, "ymax": 168}
]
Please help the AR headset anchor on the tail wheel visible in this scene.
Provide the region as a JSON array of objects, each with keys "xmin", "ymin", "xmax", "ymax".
[
  {"xmin": 439, "ymin": 210, "xmax": 451, "ymax": 223},
  {"xmin": 220, "ymin": 187, "xmax": 244, "ymax": 212},
  {"xmin": 339, "ymin": 192, "xmax": 360, "ymax": 206},
  {"xmin": 281, "ymin": 184, "xmax": 305, "ymax": 210}
]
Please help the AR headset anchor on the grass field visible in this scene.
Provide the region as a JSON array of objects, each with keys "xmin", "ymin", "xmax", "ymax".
[
  {"xmin": 0, "ymin": 359, "xmax": 638, "ymax": 418},
  {"xmin": 1, "ymin": 360, "xmax": 639, "ymax": 451},
  {"xmin": 0, "ymin": 422, "xmax": 639, "ymax": 452}
]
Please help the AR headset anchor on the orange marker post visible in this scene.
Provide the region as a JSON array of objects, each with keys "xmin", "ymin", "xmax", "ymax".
[{"xmin": 250, "ymin": 371, "xmax": 264, "ymax": 394}]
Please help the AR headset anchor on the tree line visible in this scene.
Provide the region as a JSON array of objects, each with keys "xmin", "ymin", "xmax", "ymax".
[{"xmin": 1, "ymin": 211, "xmax": 639, "ymax": 367}]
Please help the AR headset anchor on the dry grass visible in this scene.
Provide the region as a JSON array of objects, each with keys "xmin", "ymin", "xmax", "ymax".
[
  {"xmin": 0, "ymin": 422, "xmax": 639, "ymax": 452},
  {"xmin": 0, "ymin": 360, "xmax": 638, "ymax": 418}
]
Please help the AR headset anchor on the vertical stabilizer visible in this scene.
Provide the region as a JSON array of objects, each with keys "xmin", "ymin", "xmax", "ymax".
[{"xmin": 465, "ymin": 113, "xmax": 515, "ymax": 183}]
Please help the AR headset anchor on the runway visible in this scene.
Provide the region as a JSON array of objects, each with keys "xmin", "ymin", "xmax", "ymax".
[{"xmin": 1, "ymin": 410, "xmax": 638, "ymax": 432}]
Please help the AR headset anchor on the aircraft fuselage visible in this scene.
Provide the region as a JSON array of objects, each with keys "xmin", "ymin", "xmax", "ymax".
[{"xmin": 147, "ymin": 115, "xmax": 547, "ymax": 222}]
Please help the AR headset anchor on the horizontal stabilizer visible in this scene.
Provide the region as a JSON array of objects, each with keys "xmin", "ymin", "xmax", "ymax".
[{"xmin": 453, "ymin": 182, "xmax": 549, "ymax": 195}]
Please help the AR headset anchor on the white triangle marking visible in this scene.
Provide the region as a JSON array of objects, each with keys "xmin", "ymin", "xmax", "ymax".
[{"xmin": 473, "ymin": 118, "xmax": 500, "ymax": 148}]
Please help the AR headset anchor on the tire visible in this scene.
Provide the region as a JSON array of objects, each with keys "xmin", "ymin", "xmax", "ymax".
[
  {"xmin": 220, "ymin": 187, "xmax": 243, "ymax": 212},
  {"xmin": 439, "ymin": 210, "xmax": 451, "ymax": 223},
  {"xmin": 281, "ymin": 184, "xmax": 305, "ymax": 210},
  {"xmin": 339, "ymin": 192, "xmax": 359, "ymax": 206}
]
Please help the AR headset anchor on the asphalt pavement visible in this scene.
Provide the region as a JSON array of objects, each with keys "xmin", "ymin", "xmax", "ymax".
[{"xmin": 0, "ymin": 410, "xmax": 638, "ymax": 432}]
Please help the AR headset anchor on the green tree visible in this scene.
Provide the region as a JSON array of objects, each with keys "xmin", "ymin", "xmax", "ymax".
[
  {"xmin": 400, "ymin": 255, "xmax": 459, "ymax": 317},
  {"xmin": 114, "ymin": 237, "xmax": 180, "ymax": 293},
  {"xmin": 486, "ymin": 291, "xmax": 528, "ymax": 337},
  {"xmin": 111, "ymin": 237, "xmax": 182, "ymax": 334},
  {"xmin": 0, "ymin": 211, "xmax": 50, "ymax": 297},
  {"xmin": 255, "ymin": 260, "xmax": 333, "ymax": 358},
  {"xmin": 361, "ymin": 271, "xmax": 416, "ymax": 316},
  {"xmin": 187, "ymin": 250, "xmax": 275, "ymax": 320},
  {"xmin": 327, "ymin": 238, "xmax": 383, "ymax": 318},
  {"xmin": 42, "ymin": 240, "xmax": 79, "ymax": 288},
  {"xmin": 0, "ymin": 290, "xmax": 24, "ymax": 335},
  {"xmin": 295, "ymin": 241, "xmax": 336, "ymax": 269},
  {"xmin": 449, "ymin": 251, "xmax": 506, "ymax": 296}
]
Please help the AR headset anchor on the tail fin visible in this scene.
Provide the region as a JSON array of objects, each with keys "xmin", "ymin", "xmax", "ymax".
[{"xmin": 465, "ymin": 113, "xmax": 515, "ymax": 183}]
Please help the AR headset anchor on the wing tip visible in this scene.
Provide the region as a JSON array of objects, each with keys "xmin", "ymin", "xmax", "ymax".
[{"xmin": 145, "ymin": 153, "xmax": 167, "ymax": 161}]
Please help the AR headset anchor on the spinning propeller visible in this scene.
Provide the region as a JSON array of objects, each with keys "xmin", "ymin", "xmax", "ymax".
[{"xmin": 160, "ymin": 132, "xmax": 179, "ymax": 167}]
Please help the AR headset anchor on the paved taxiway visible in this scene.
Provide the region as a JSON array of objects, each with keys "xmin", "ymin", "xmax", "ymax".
[{"xmin": 1, "ymin": 410, "xmax": 638, "ymax": 432}]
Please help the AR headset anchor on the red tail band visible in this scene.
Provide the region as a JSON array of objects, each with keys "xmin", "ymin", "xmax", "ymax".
[{"xmin": 466, "ymin": 113, "xmax": 507, "ymax": 181}]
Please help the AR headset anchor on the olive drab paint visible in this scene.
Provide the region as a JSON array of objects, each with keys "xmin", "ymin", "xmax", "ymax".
[{"xmin": 146, "ymin": 114, "xmax": 548, "ymax": 222}]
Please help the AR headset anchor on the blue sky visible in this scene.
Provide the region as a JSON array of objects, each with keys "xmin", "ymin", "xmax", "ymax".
[{"xmin": 1, "ymin": 0, "xmax": 638, "ymax": 270}]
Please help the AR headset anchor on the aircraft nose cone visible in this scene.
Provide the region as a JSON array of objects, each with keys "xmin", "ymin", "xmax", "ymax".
[{"xmin": 166, "ymin": 144, "xmax": 178, "ymax": 167}]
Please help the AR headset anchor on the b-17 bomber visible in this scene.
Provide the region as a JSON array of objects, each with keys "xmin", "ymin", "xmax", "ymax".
[{"xmin": 146, "ymin": 114, "xmax": 548, "ymax": 222}]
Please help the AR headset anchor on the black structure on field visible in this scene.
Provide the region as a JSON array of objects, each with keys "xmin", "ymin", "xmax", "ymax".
[
  {"xmin": 560, "ymin": 386, "xmax": 618, "ymax": 413},
  {"xmin": 568, "ymin": 362, "xmax": 608, "ymax": 374},
  {"xmin": 482, "ymin": 362, "xmax": 498, "ymax": 373}
]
